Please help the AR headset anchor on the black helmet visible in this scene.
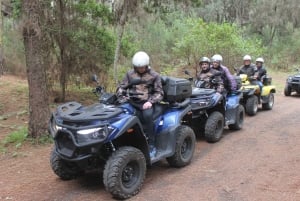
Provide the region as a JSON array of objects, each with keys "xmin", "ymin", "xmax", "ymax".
[{"xmin": 199, "ymin": 57, "xmax": 210, "ymax": 64}]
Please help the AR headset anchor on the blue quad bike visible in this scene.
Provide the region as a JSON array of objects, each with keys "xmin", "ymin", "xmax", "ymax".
[
  {"xmin": 185, "ymin": 71, "xmax": 244, "ymax": 142},
  {"xmin": 48, "ymin": 75, "xmax": 196, "ymax": 199}
]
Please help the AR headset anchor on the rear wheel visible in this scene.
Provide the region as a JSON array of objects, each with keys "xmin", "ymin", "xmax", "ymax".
[
  {"xmin": 103, "ymin": 146, "xmax": 146, "ymax": 200},
  {"xmin": 262, "ymin": 93, "xmax": 274, "ymax": 110},
  {"xmin": 50, "ymin": 148, "xmax": 83, "ymax": 180},
  {"xmin": 284, "ymin": 85, "xmax": 291, "ymax": 96},
  {"xmin": 245, "ymin": 95, "xmax": 258, "ymax": 116},
  {"xmin": 204, "ymin": 111, "xmax": 224, "ymax": 143},
  {"xmin": 167, "ymin": 125, "xmax": 196, "ymax": 167},
  {"xmin": 228, "ymin": 105, "xmax": 245, "ymax": 130}
]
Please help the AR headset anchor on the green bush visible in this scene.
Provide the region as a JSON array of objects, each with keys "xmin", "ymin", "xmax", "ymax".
[{"xmin": 172, "ymin": 18, "xmax": 265, "ymax": 70}]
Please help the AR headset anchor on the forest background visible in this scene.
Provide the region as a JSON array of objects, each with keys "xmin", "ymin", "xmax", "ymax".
[{"xmin": 0, "ymin": 0, "xmax": 299, "ymax": 138}]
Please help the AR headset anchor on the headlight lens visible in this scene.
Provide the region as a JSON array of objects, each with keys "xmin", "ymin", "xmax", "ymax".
[
  {"xmin": 287, "ymin": 77, "xmax": 292, "ymax": 81},
  {"xmin": 76, "ymin": 126, "xmax": 114, "ymax": 143},
  {"xmin": 191, "ymin": 98, "xmax": 212, "ymax": 109},
  {"xmin": 51, "ymin": 119, "xmax": 62, "ymax": 135},
  {"xmin": 197, "ymin": 99, "xmax": 211, "ymax": 107}
]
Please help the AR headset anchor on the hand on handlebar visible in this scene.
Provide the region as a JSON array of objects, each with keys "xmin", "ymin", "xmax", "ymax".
[{"xmin": 143, "ymin": 101, "xmax": 152, "ymax": 110}]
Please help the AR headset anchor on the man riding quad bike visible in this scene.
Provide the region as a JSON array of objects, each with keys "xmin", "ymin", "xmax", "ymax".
[
  {"xmin": 236, "ymin": 56, "xmax": 276, "ymax": 116},
  {"xmin": 236, "ymin": 74, "xmax": 276, "ymax": 116},
  {"xmin": 49, "ymin": 52, "xmax": 196, "ymax": 200},
  {"xmin": 185, "ymin": 57, "xmax": 244, "ymax": 143}
]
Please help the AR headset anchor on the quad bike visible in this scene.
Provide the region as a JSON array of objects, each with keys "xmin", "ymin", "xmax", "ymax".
[
  {"xmin": 237, "ymin": 73, "xmax": 276, "ymax": 116},
  {"xmin": 284, "ymin": 68, "xmax": 300, "ymax": 96},
  {"xmin": 184, "ymin": 71, "xmax": 244, "ymax": 143},
  {"xmin": 48, "ymin": 75, "xmax": 196, "ymax": 199}
]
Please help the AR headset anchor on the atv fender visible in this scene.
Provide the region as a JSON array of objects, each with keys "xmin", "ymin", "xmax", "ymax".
[
  {"xmin": 111, "ymin": 116, "xmax": 144, "ymax": 140},
  {"xmin": 110, "ymin": 116, "xmax": 150, "ymax": 161},
  {"xmin": 244, "ymin": 88, "xmax": 256, "ymax": 96},
  {"xmin": 211, "ymin": 92, "xmax": 224, "ymax": 107},
  {"xmin": 159, "ymin": 105, "xmax": 192, "ymax": 129},
  {"xmin": 261, "ymin": 85, "xmax": 276, "ymax": 96}
]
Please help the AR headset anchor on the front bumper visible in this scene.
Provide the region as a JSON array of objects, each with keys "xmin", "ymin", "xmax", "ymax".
[{"xmin": 53, "ymin": 129, "xmax": 104, "ymax": 161}]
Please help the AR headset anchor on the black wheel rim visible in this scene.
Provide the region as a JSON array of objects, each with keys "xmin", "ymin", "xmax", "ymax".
[
  {"xmin": 269, "ymin": 94, "xmax": 274, "ymax": 107},
  {"xmin": 181, "ymin": 136, "xmax": 191, "ymax": 159},
  {"xmin": 216, "ymin": 119, "xmax": 223, "ymax": 134},
  {"xmin": 253, "ymin": 99, "xmax": 258, "ymax": 113},
  {"xmin": 122, "ymin": 161, "xmax": 139, "ymax": 188},
  {"xmin": 239, "ymin": 110, "xmax": 244, "ymax": 126}
]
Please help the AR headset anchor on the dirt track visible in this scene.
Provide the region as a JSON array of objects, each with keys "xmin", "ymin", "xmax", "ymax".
[{"xmin": 0, "ymin": 75, "xmax": 300, "ymax": 201}]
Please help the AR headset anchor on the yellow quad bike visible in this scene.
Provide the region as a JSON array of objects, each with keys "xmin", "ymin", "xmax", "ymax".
[{"xmin": 238, "ymin": 74, "xmax": 276, "ymax": 116}]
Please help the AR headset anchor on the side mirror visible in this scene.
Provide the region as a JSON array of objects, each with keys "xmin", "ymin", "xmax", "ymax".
[
  {"xmin": 91, "ymin": 74, "xmax": 98, "ymax": 82},
  {"xmin": 184, "ymin": 70, "xmax": 191, "ymax": 76}
]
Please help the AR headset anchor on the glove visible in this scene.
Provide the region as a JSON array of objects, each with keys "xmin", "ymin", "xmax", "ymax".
[{"xmin": 117, "ymin": 96, "xmax": 129, "ymax": 104}]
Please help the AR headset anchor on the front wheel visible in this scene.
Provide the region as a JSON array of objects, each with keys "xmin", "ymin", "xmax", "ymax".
[
  {"xmin": 103, "ymin": 146, "xmax": 146, "ymax": 200},
  {"xmin": 204, "ymin": 111, "xmax": 224, "ymax": 143},
  {"xmin": 50, "ymin": 148, "xmax": 83, "ymax": 180},
  {"xmin": 245, "ymin": 95, "xmax": 258, "ymax": 116},
  {"xmin": 228, "ymin": 105, "xmax": 245, "ymax": 130},
  {"xmin": 262, "ymin": 93, "xmax": 274, "ymax": 110},
  {"xmin": 167, "ymin": 125, "xmax": 196, "ymax": 167},
  {"xmin": 284, "ymin": 85, "xmax": 291, "ymax": 96}
]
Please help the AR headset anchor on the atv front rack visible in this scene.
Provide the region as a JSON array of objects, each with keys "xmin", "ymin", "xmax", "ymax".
[{"xmin": 55, "ymin": 101, "xmax": 123, "ymax": 122}]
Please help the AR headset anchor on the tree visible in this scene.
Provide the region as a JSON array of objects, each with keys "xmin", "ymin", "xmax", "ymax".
[
  {"xmin": 48, "ymin": 0, "xmax": 114, "ymax": 101},
  {"xmin": 112, "ymin": 0, "xmax": 138, "ymax": 83},
  {"xmin": 249, "ymin": 0, "xmax": 300, "ymax": 46},
  {"xmin": 22, "ymin": 1, "xmax": 50, "ymax": 137}
]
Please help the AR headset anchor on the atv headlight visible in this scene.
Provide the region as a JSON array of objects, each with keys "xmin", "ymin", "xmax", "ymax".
[
  {"xmin": 50, "ymin": 118, "xmax": 62, "ymax": 136},
  {"xmin": 191, "ymin": 98, "xmax": 212, "ymax": 109},
  {"xmin": 76, "ymin": 126, "xmax": 114, "ymax": 143},
  {"xmin": 287, "ymin": 77, "xmax": 292, "ymax": 82},
  {"xmin": 53, "ymin": 125, "xmax": 62, "ymax": 133},
  {"xmin": 197, "ymin": 99, "xmax": 211, "ymax": 107}
]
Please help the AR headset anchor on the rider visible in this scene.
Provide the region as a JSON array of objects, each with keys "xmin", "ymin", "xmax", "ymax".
[
  {"xmin": 196, "ymin": 57, "xmax": 224, "ymax": 93},
  {"xmin": 255, "ymin": 57, "xmax": 267, "ymax": 80},
  {"xmin": 237, "ymin": 55, "xmax": 257, "ymax": 79},
  {"xmin": 255, "ymin": 57, "xmax": 267, "ymax": 92},
  {"xmin": 211, "ymin": 54, "xmax": 237, "ymax": 95},
  {"xmin": 117, "ymin": 51, "xmax": 164, "ymax": 158}
]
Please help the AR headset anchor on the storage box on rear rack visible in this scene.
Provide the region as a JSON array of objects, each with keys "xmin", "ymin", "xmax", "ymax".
[
  {"xmin": 162, "ymin": 76, "xmax": 192, "ymax": 102},
  {"xmin": 263, "ymin": 76, "xmax": 272, "ymax": 85}
]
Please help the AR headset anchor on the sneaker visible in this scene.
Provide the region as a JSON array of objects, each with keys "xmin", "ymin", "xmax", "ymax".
[{"xmin": 149, "ymin": 146, "xmax": 157, "ymax": 158}]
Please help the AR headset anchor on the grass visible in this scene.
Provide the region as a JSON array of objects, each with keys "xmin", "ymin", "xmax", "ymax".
[
  {"xmin": 0, "ymin": 126, "xmax": 28, "ymax": 153},
  {"xmin": 2, "ymin": 126, "xmax": 28, "ymax": 146},
  {"xmin": 267, "ymin": 68, "xmax": 290, "ymax": 93},
  {"xmin": 0, "ymin": 126, "xmax": 53, "ymax": 154}
]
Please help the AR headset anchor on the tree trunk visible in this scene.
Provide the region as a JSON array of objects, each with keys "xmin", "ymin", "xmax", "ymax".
[
  {"xmin": 113, "ymin": 1, "xmax": 128, "ymax": 84},
  {"xmin": 58, "ymin": 0, "xmax": 67, "ymax": 102},
  {"xmin": 113, "ymin": 25, "xmax": 125, "ymax": 84},
  {"xmin": 22, "ymin": 1, "xmax": 50, "ymax": 138}
]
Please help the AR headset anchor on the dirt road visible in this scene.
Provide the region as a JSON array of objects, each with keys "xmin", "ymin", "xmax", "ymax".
[{"xmin": 0, "ymin": 75, "xmax": 300, "ymax": 201}]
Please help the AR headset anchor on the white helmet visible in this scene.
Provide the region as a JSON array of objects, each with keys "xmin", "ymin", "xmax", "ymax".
[
  {"xmin": 132, "ymin": 51, "xmax": 150, "ymax": 67},
  {"xmin": 243, "ymin": 55, "xmax": 252, "ymax": 61},
  {"xmin": 211, "ymin": 54, "xmax": 223, "ymax": 63},
  {"xmin": 256, "ymin": 57, "xmax": 264, "ymax": 63}
]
